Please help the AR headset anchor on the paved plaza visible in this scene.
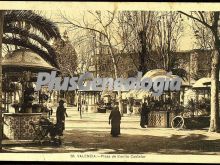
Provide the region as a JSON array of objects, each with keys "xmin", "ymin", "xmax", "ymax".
[{"xmin": 2, "ymin": 107, "xmax": 220, "ymax": 154}]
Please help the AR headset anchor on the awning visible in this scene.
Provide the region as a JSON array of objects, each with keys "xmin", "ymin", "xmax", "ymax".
[
  {"xmin": 192, "ymin": 77, "xmax": 211, "ymax": 89},
  {"xmin": 127, "ymin": 69, "xmax": 181, "ymax": 99},
  {"xmin": 2, "ymin": 49, "xmax": 58, "ymax": 73}
]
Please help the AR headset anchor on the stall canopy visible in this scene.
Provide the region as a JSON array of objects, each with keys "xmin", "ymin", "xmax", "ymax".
[
  {"xmin": 192, "ymin": 77, "xmax": 211, "ymax": 89},
  {"xmin": 202, "ymin": 78, "xmax": 220, "ymax": 86},
  {"xmin": 142, "ymin": 69, "xmax": 167, "ymax": 79},
  {"xmin": 2, "ymin": 49, "xmax": 58, "ymax": 73},
  {"xmin": 126, "ymin": 69, "xmax": 181, "ymax": 99}
]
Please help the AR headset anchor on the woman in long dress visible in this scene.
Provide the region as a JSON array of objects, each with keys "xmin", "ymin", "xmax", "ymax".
[{"xmin": 109, "ymin": 103, "xmax": 121, "ymax": 137}]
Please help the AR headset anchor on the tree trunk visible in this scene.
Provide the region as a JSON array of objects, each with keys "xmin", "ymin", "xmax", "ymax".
[
  {"xmin": 107, "ymin": 39, "xmax": 123, "ymax": 116},
  {"xmin": 138, "ymin": 30, "xmax": 147, "ymax": 74},
  {"xmin": 209, "ymin": 50, "xmax": 219, "ymax": 132},
  {"xmin": 209, "ymin": 12, "xmax": 220, "ymax": 132},
  {"xmin": 178, "ymin": 11, "xmax": 220, "ymax": 132},
  {"xmin": 0, "ymin": 11, "xmax": 4, "ymax": 151}
]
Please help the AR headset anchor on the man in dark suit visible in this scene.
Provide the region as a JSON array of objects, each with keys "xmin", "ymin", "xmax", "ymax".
[{"xmin": 140, "ymin": 98, "xmax": 149, "ymax": 128}]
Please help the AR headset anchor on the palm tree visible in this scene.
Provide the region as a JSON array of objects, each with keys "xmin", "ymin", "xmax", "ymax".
[
  {"xmin": 0, "ymin": 10, "xmax": 61, "ymax": 150},
  {"xmin": 3, "ymin": 10, "xmax": 61, "ymax": 67}
]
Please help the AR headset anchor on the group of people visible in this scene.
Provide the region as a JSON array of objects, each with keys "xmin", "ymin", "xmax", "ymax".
[
  {"xmin": 108, "ymin": 98, "xmax": 150, "ymax": 137},
  {"xmin": 55, "ymin": 98, "xmax": 150, "ymax": 138},
  {"xmin": 56, "ymin": 99, "xmax": 150, "ymax": 138}
]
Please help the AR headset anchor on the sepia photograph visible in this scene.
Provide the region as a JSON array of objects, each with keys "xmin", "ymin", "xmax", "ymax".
[{"xmin": 0, "ymin": 1, "xmax": 220, "ymax": 163}]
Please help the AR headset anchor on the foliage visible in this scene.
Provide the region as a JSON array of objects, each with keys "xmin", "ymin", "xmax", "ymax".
[
  {"xmin": 118, "ymin": 11, "xmax": 186, "ymax": 77},
  {"xmin": 185, "ymin": 98, "xmax": 210, "ymax": 116},
  {"xmin": 3, "ymin": 10, "xmax": 61, "ymax": 67},
  {"xmin": 60, "ymin": 11, "xmax": 187, "ymax": 79},
  {"xmin": 53, "ymin": 31, "xmax": 77, "ymax": 76}
]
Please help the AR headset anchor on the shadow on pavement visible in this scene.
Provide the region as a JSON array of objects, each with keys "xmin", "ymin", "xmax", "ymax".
[{"xmin": 2, "ymin": 129, "xmax": 220, "ymax": 154}]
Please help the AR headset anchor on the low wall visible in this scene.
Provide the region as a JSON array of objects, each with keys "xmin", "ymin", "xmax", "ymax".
[{"xmin": 3, "ymin": 113, "xmax": 42, "ymax": 140}]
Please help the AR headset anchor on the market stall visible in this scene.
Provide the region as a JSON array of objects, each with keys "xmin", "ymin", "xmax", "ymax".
[
  {"xmin": 126, "ymin": 69, "xmax": 181, "ymax": 127},
  {"xmin": 2, "ymin": 49, "xmax": 58, "ymax": 140},
  {"xmin": 78, "ymin": 90, "xmax": 102, "ymax": 113},
  {"xmin": 192, "ymin": 77, "xmax": 211, "ymax": 101}
]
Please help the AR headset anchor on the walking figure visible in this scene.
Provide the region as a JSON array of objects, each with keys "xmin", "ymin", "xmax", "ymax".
[
  {"xmin": 56, "ymin": 99, "xmax": 68, "ymax": 135},
  {"xmin": 140, "ymin": 98, "xmax": 149, "ymax": 128},
  {"xmin": 127, "ymin": 99, "xmax": 132, "ymax": 116},
  {"xmin": 109, "ymin": 103, "xmax": 121, "ymax": 137},
  {"xmin": 78, "ymin": 101, "xmax": 82, "ymax": 119}
]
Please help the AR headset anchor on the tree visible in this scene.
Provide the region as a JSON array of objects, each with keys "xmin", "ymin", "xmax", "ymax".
[
  {"xmin": 75, "ymin": 30, "xmax": 101, "ymax": 75},
  {"xmin": 0, "ymin": 10, "xmax": 61, "ymax": 150},
  {"xmin": 192, "ymin": 14, "xmax": 213, "ymax": 78},
  {"xmin": 53, "ymin": 31, "xmax": 77, "ymax": 77},
  {"xmin": 60, "ymin": 11, "xmax": 125, "ymax": 115},
  {"xmin": 53, "ymin": 31, "xmax": 78, "ymax": 104},
  {"xmin": 156, "ymin": 12, "xmax": 187, "ymax": 80},
  {"xmin": 59, "ymin": 11, "xmax": 187, "ymax": 115},
  {"xmin": 192, "ymin": 17, "xmax": 214, "ymax": 50},
  {"xmin": 155, "ymin": 12, "xmax": 182, "ymax": 70},
  {"xmin": 179, "ymin": 11, "xmax": 220, "ymax": 132},
  {"xmin": 118, "ymin": 11, "xmax": 187, "ymax": 79},
  {"xmin": 118, "ymin": 11, "xmax": 158, "ymax": 73},
  {"xmin": 3, "ymin": 10, "xmax": 61, "ymax": 67}
]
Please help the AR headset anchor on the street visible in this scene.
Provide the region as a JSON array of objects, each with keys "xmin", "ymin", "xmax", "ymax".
[{"xmin": 2, "ymin": 107, "xmax": 220, "ymax": 154}]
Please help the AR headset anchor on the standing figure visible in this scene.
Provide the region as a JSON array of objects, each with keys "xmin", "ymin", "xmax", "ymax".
[
  {"xmin": 140, "ymin": 98, "xmax": 149, "ymax": 128},
  {"xmin": 47, "ymin": 100, "xmax": 53, "ymax": 116},
  {"xmin": 56, "ymin": 100, "xmax": 68, "ymax": 135},
  {"xmin": 78, "ymin": 101, "xmax": 82, "ymax": 119},
  {"xmin": 78, "ymin": 102, "xmax": 81, "ymax": 111},
  {"xmin": 109, "ymin": 103, "xmax": 121, "ymax": 137},
  {"xmin": 12, "ymin": 100, "xmax": 20, "ymax": 113},
  {"xmin": 127, "ymin": 100, "xmax": 132, "ymax": 116}
]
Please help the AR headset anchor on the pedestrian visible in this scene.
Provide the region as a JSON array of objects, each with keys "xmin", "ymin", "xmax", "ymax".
[
  {"xmin": 12, "ymin": 100, "xmax": 20, "ymax": 113},
  {"xmin": 56, "ymin": 99, "xmax": 68, "ymax": 135},
  {"xmin": 82, "ymin": 100, "xmax": 86, "ymax": 113},
  {"xmin": 109, "ymin": 102, "xmax": 121, "ymax": 137},
  {"xmin": 78, "ymin": 101, "xmax": 82, "ymax": 119},
  {"xmin": 78, "ymin": 101, "xmax": 82, "ymax": 111},
  {"xmin": 47, "ymin": 100, "xmax": 53, "ymax": 116},
  {"xmin": 140, "ymin": 98, "xmax": 149, "ymax": 128},
  {"xmin": 127, "ymin": 100, "xmax": 132, "ymax": 116}
]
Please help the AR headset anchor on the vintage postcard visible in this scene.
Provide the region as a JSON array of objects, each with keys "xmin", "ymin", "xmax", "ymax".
[{"xmin": 0, "ymin": 1, "xmax": 220, "ymax": 163}]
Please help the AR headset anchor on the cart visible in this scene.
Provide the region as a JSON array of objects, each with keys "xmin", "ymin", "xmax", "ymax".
[{"xmin": 30, "ymin": 117, "xmax": 63, "ymax": 145}]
